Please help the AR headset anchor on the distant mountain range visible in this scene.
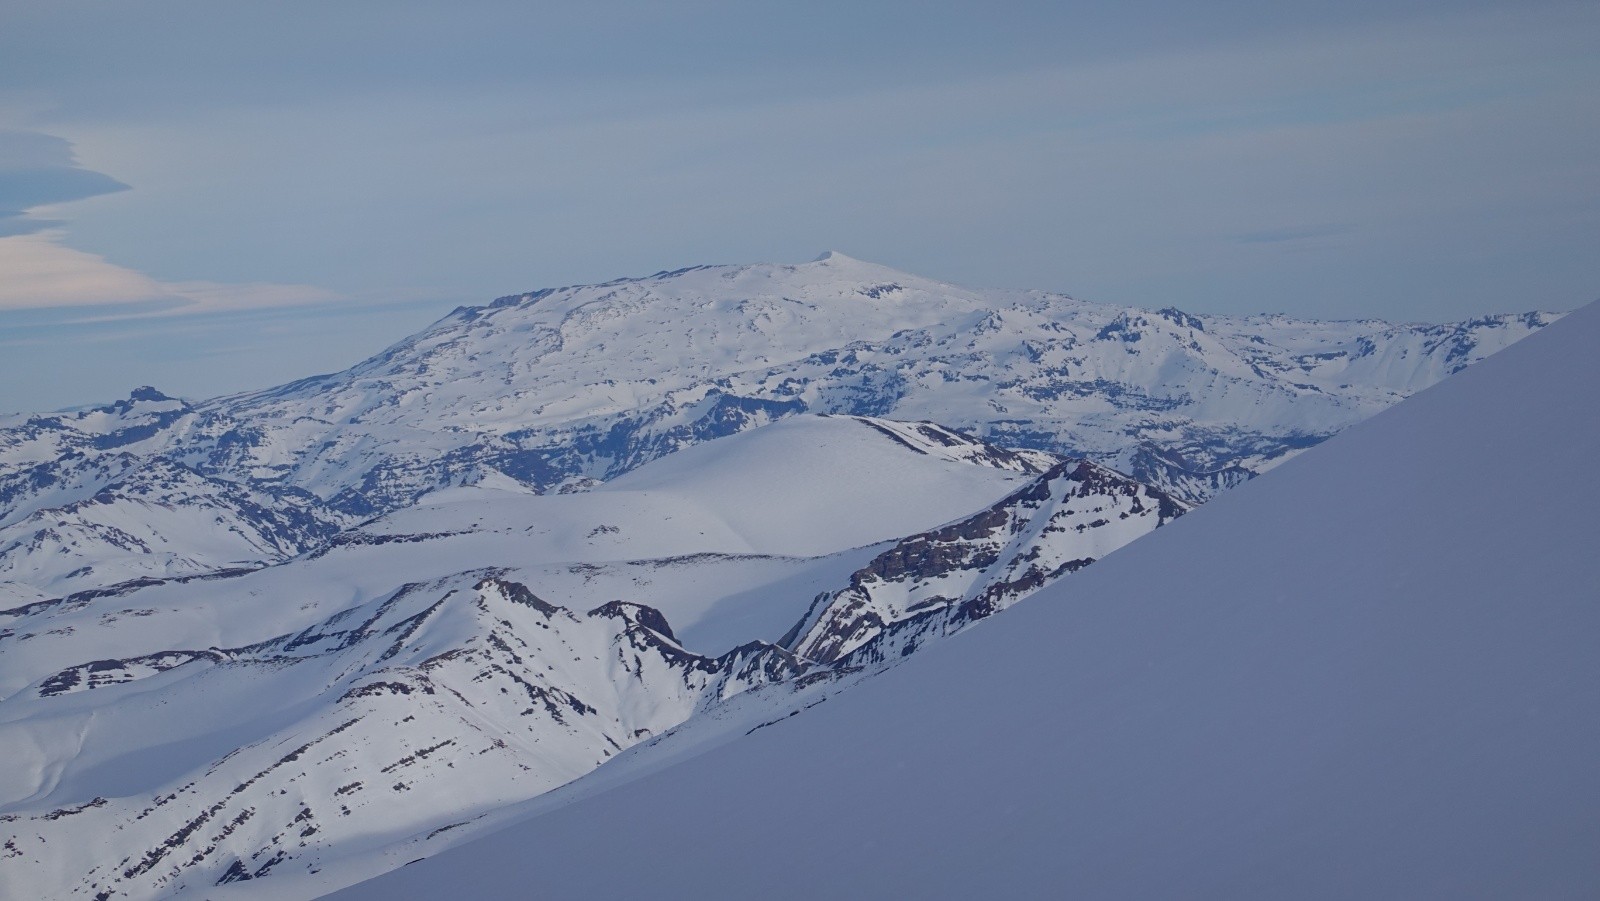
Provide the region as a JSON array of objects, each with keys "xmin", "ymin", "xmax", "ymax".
[
  {"xmin": 0, "ymin": 253, "xmax": 1558, "ymax": 606},
  {"xmin": 0, "ymin": 254, "xmax": 1561, "ymax": 899}
]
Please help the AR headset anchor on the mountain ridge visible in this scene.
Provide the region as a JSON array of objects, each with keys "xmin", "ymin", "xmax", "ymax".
[
  {"xmin": 0, "ymin": 412, "xmax": 1190, "ymax": 899},
  {"xmin": 0, "ymin": 256, "xmax": 1558, "ymax": 604},
  {"xmin": 324, "ymin": 299, "xmax": 1600, "ymax": 901}
]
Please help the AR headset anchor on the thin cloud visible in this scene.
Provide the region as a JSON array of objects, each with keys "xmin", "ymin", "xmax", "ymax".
[
  {"xmin": 0, "ymin": 230, "xmax": 339, "ymax": 316},
  {"xmin": 0, "ymin": 129, "xmax": 339, "ymax": 317},
  {"xmin": 0, "ymin": 129, "xmax": 130, "ymax": 237}
]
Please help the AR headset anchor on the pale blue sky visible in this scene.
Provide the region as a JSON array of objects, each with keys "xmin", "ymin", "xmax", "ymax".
[{"xmin": 2, "ymin": 0, "xmax": 1597, "ymax": 411}]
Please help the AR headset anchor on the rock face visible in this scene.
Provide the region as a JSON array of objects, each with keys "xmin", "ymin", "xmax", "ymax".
[
  {"xmin": 0, "ymin": 255, "xmax": 1557, "ymax": 602},
  {"xmin": 1, "ymin": 574, "xmax": 793, "ymax": 899},
  {"xmin": 784, "ymin": 459, "xmax": 1188, "ymax": 668}
]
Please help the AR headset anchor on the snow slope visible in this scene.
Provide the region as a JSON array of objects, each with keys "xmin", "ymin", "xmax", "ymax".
[
  {"xmin": 330, "ymin": 302, "xmax": 1600, "ymax": 900},
  {"xmin": 0, "ymin": 458, "xmax": 341, "ymax": 604},
  {"xmin": 0, "ymin": 415, "xmax": 1039, "ymax": 699},
  {"xmin": 1, "ymin": 414, "xmax": 1185, "ymax": 900}
]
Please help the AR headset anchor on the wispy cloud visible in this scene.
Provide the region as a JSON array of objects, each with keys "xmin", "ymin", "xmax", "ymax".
[
  {"xmin": 0, "ymin": 129, "xmax": 129, "ymax": 237},
  {"xmin": 0, "ymin": 127, "xmax": 342, "ymax": 317},
  {"xmin": 0, "ymin": 230, "xmax": 339, "ymax": 315}
]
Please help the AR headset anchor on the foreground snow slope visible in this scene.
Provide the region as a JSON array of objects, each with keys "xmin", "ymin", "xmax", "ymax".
[{"xmin": 334, "ymin": 303, "xmax": 1600, "ymax": 901}]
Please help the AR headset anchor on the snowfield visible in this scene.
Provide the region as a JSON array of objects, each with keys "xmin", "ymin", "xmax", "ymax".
[
  {"xmin": 328, "ymin": 302, "xmax": 1600, "ymax": 900},
  {"xmin": 1, "ymin": 413, "xmax": 1164, "ymax": 899}
]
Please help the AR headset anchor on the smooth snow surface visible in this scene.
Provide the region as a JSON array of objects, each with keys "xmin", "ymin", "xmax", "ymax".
[
  {"xmin": 594, "ymin": 414, "xmax": 1044, "ymax": 555},
  {"xmin": 333, "ymin": 303, "xmax": 1600, "ymax": 900}
]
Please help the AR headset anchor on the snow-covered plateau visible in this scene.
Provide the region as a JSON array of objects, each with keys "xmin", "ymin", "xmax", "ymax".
[{"xmin": 0, "ymin": 253, "xmax": 1571, "ymax": 899}]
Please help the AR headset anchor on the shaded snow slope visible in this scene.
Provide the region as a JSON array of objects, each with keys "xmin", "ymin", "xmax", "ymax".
[{"xmin": 332, "ymin": 303, "xmax": 1600, "ymax": 901}]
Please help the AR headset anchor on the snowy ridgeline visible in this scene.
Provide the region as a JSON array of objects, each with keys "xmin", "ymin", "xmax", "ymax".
[
  {"xmin": 0, "ymin": 255, "xmax": 1568, "ymax": 900},
  {"xmin": 0, "ymin": 415, "xmax": 1183, "ymax": 899},
  {"xmin": 325, "ymin": 302, "xmax": 1600, "ymax": 900},
  {"xmin": 0, "ymin": 253, "xmax": 1557, "ymax": 604}
]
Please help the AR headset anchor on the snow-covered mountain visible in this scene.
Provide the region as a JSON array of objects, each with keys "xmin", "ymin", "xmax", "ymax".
[
  {"xmin": 0, "ymin": 254, "xmax": 1556, "ymax": 604},
  {"xmin": 0, "ymin": 456, "xmax": 341, "ymax": 599},
  {"xmin": 0, "ymin": 414, "xmax": 1187, "ymax": 899},
  {"xmin": 0, "ymin": 253, "xmax": 1565, "ymax": 900},
  {"xmin": 781, "ymin": 457, "xmax": 1185, "ymax": 667},
  {"xmin": 325, "ymin": 300, "xmax": 1600, "ymax": 901}
]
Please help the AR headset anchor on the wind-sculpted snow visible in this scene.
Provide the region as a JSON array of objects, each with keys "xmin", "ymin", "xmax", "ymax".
[{"xmin": 0, "ymin": 255, "xmax": 1556, "ymax": 602}]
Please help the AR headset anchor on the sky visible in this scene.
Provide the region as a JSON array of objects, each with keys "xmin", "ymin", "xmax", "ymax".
[{"xmin": 1, "ymin": 0, "xmax": 1597, "ymax": 412}]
